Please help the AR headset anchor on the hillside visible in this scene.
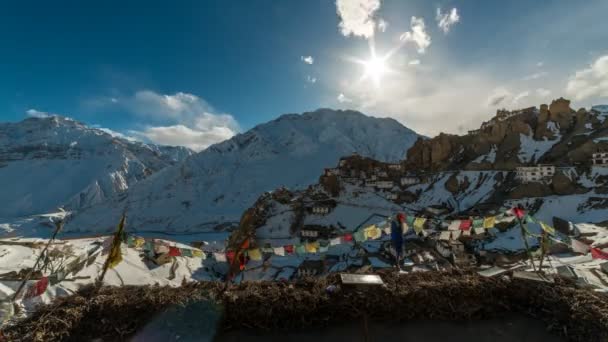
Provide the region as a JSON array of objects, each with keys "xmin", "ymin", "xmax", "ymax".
[
  {"xmin": 62, "ymin": 109, "xmax": 420, "ymax": 234},
  {"xmin": 0, "ymin": 116, "xmax": 192, "ymax": 218}
]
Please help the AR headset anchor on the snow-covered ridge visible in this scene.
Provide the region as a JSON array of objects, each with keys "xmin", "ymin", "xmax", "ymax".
[
  {"xmin": 64, "ymin": 109, "xmax": 421, "ymax": 233},
  {"xmin": 0, "ymin": 116, "xmax": 193, "ymax": 218}
]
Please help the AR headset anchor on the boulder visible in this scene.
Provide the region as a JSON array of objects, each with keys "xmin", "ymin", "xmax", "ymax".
[{"xmin": 551, "ymin": 171, "xmax": 577, "ymax": 195}]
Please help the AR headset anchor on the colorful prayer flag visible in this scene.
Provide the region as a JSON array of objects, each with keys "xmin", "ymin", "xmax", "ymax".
[
  {"xmin": 406, "ymin": 216, "xmax": 415, "ymax": 227},
  {"xmin": 513, "ymin": 207, "xmax": 525, "ymax": 219},
  {"xmin": 319, "ymin": 245, "xmax": 329, "ymax": 253},
  {"xmin": 539, "ymin": 221, "xmax": 555, "ymax": 235},
  {"xmin": 448, "ymin": 220, "xmax": 461, "ymax": 231},
  {"xmin": 273, "ymin": 246, "xmax": 285, "ymax": 256},
  {"xmin": 591, "ymin": 247, "xmax": 608, "ymax": 260},
  {"xmin": 459, "ymin": 220, "xmax": 472, "ymax": 231},
  {"xmin": 413, "ymin": 217, "xmax": 426, "ymax": 233},
  {"xmin": 482, "ymin": 216, "xmax": 496, "ymax": 229},
  {"xmin": 134, "ymin": 237, "xmax": 146, "ymax": 249},
  {"xmin": 247, "ymin": 248, "xmax": 262, "ymax": 261},
  {"xmin": 525, "ymin": 215, "xmax": 536, "ymax": 224},
  {"xmin": 295, "ymin": 244, "xmax": 306, "ymax": 255},
  {"xmin": 472, "ymin": 219, "xmax": 483, "ymax": 229},
  {"xmin": 571, "ymin": 239, "xmax": 590, "ymax": 254},
  {"xmin": 226, "ymin": 251, "xmax": 236, "ymax": 264},
  {"xmin": 474, "ymin": 228, "xmax": 485, "ymax": 235},
  {"xmin": 354, "ymin": 230, "xmax": 366, "ymax": 242},
  {"xmin": 305, "ymin": 241, "xmax": 319, "ymax": 253},
  {"xmin": 214, "ymin": 252, "xmax": 227, "ymax": 262},
  {"xmin": 192, "ymin": 249, "xmax": 204, "ymax": 258},
  {"xmin": 168, "ymin": 246, "xmax": 181, "ymax": 257},
  {"xmin": 127, "ymin": 236, "xmax": 135, "ymax": 248},
  {"xmin": 284, "ymin": 245, "xmax": 295, "ymax": 254},
  {"xmin": 342, "ymin": 234, "xmax": 353, "ymax": 242},
  {"xmin": 439, "ymin": 231, "xmax": 451, "ymax": 241},
  {"xmin": 25, "ymin": 277, "xmax": 49, "ymax": 299},
  {"xmin": 451, "ymin": 230, "xmax": 461, "ymax": 240},
  {"xmin": 181, "ymin": 249, "xmax": 193, "ymax": 257},
  {"xmin": 329, "ymin": 237, "xmax": 341, "ymax": 246},
  {"xmin": 364, "ymin": 226, "xmax": 382, "ymax": 240}
]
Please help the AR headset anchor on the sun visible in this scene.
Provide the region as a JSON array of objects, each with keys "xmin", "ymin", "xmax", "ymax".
[{"xmin": 363, "ymin": 56, "xmax": 388, "ymax": 86}]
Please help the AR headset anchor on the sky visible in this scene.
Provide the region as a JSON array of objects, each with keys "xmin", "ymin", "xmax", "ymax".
[{"xmin": 1, "ymin": 0, "xmax": 608, "ymax": 151}]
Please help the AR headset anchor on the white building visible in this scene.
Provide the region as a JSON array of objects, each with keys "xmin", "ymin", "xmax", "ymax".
[
  {"xmin": 365, "ymin": 180, "xmax": 377, "ymax": 187},
  {"xmin": 592, "ymin": 152, "xmax": 608, "ymax": 166},
  {"xmin": 387, "ymin": 163, "xmax": 402, "ymax": 171},
  {"xmin": 324, "ymin": 168, "xmax": 340, "ymax": 176},
  {"xmin": 385, "ymin": 193, "xmax": 398, "ymax": 200},
  {"xmin": 515, "ymin": 164, "xmax": 555, "ymax": 183},
  {"xmin": 311, "ymin": 206, "xmax": 330, "ymax": 215},
  {"xmin": 376, "ymin": 181, "xmax": 394, "ymax": 189},
  {"xmin": 400, "ymin": 176, "xmax": 419, "ymax": 186}
]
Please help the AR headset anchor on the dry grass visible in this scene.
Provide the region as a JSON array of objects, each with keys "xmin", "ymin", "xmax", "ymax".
[{"xmin": 2, "ymin": 270, "xmax": 607, "ymax": 341}]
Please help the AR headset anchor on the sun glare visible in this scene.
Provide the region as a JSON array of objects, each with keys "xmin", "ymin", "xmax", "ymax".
[{"xmin": 363, "ymin": 56, "xmax": 387, "ymax": 86}]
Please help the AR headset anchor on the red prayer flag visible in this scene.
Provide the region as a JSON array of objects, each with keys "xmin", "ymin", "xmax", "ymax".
[
  {"xmin": 25, "ymin": 276, "xmax": 49, "ymax": 299},
  {"xmin": 343, "ymin": 233, "xmax": 353, "ymax": 242},
  {"xmin": 591, "ymin": 247, "xmax": 608, "ymax": 260},
  {"xmin": 168, "ymin": 246, "xmax": 181, "ymax": 257},
  {"xmin": 459, "ymin": 220, "xmax": 472, "ymax": 231},
  {"xmin": 284, "ymin": 245, "xmax": 294, "ymax": 254},
  {"xmin": 513, "ymin": 207, "xmax": 525, "ymax": 219},
  {"xmin": 226, "ymin": 250, "xmax": 236, "ymax": 264},
  {"xmin": 240, "ymin": 239, "xmax": 250, "ymax": 250}
]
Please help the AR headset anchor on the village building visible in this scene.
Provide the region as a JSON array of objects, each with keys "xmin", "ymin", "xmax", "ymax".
[
  {"xmin": 300, "ymin": 225, "xmax": 336, "ymax": 239},
  {"xmin": 592, "ymin": 152, "xmax": 608, "ymax": 166},
  {"xmin": 385, "ymin": 192, "xmax": 398, "ymax": 200},
  {"xmin": 400, "ymin": 176, "xmax": 419, "ymax": 186},
  {"xmin": 310, "ymin": 205, "xmax": 331, "ymax": 215},
  {"xmin": 365, "ymin": 180, "xmax": 377, "ymax": 187},
  {"xmin": 370, "ymin": 174, "xmax": 377, "ymax": 181},
  {"xmin": 515, "ymin": 164, "xmax": 555, "ymax": 183},
  {"xmin": 377, "ymin": 171, "xmax": 388, "ymax": 178},
  {"xmin": 467, "ymin": 129, "xmax": 481, "ymax": 135},
  {"xmin": 387, "ymin": 163, "xmax": 402, "ymax": 171},
  {"xmin": 297, "ymin": 260, "xmax": 325, "ymax": 277},
  {"xmin": 376, "ymin": 180, "xmax": 394, "ymax": 189}
]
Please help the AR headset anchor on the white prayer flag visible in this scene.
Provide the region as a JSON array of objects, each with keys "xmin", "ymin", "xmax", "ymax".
[
  {"xmin": 273, "ymin": 247, "xmax": 285, "ymax": 256},
  {"xmin": 451, "ymin": 230, "xmax": 461, "ymax": 239},
  {"xmin": 474, "ymin": 228, "xmax": 485, "ymax": 235},
  {"xmin": 448, "ymin": 221, "xmax": 461, "ymax": 231},
  {"xmin": 571, "ymin": 239, "xmax": 590, "ymax": 254},
  {"xmin": 330, "ymin": 237, "xmax": 342, "ymax": 246},
  {"xmin": 462, "ymin": 229, "xmax": 471, "ymax": 237},
  {"xmin": 213, "ymin": 252, "xmax": 227, "ymax": 262},
  {"xmin": 439, "ymin": 231, "xmax": 451, "ymax": 241}
]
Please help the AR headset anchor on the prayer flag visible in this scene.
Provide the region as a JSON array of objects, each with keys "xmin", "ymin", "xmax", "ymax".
[
  {"xmin": 154, "ymin": 243, "xmax": 169, "ymax": 255},
  {"xmin": 296, "ymin": 244, "xmax": 306, "ymax": 255},
  {"xmin": 354, "ymin": 230, "xmax": 366, "ymax": 242},
  {"xmin": 168, "ymin": 246, "xmax": 181, "ymax": 257},
  {"xmin": 406, "ymin": 216, "xmax": 415, "ymax": 227},
  {"xmin": 107, "ymin": 215, "xmax": 126, "ymax": 269},
  {"xmin": 364, "ymin": 226, "xmax": 382, "ymax": 240},
  {"xmin": 483, "ymin": 216, "xmax": 496, "ymax": 229},
  {"xmin": 284, "ymin": 245, "xmax": 294, "ymax": 254},
  {"xmin": 342, "ymin": 234, "xmax": 353, "ymax": 242},
  {"xmin": 226, "ymin": 251, "xmax": 236, "ymax": 264},
  {"xmin": 513, "ymin": 207, "xmax": 525, "ymax": 219},
  {"xmin": 413, "ymin": 217, "xmax": 426, "ymax": 234},
  {"xmin": 539, "ymin": 221, "xmax": 555, "ymax": 235},
  {"xmin": 127, "ymin": 236, "xmax": 135, "ymax": 248},
  {"xmin": 591, "ymin": 247, "xmax": 608, "ymax": 260},
  {"xmin": 439, "ymin": 231, "xmax": 451, "ymax": 241},
  {"xmin": 181, "ymin": 249, "xmax": 193, "ymax": 257},
  {"xmin": 472, "ymin": 219, "xmax": 483, "ymax": 229},
  {"xmin": 248, "ymin": 248, "xmax": 262, "ymax": 261},
  {"xmin": 448, "ymin": 220, "xmax": 461, "ymax": 231},
  {"xmin": 525, "ymin": 215, "xmax": 536, "ymax": 224},
  {"xmin": 319, "ymin": 245, "xmax": 329, "ymax": 253},
  {"xmin": 273, "ymin": 246, "xmax": 285, "ymax": 256},
  {"xmin": 305, "ymin": 241, "xmax": 319, "ymax": 253},
  {"xmin": 459, "ymin": 220, "xmax": 472, "ymax": 231},
  {"xmin": 462, "ymin": 229, "xmax": 471, "ymax": 237},
  {"xmin": 330, "ymin": 237, "xmax": 342, "ymax": 246},
  {"xmin": 474, "ymin": 228, "xmax": 485, "ymax": 235},
  {"xmin": 451, "ymin": 230, "xmax": 461, "ymax": 240},
  {"xmin": 25, "ymin": 277, "xmax": 49, "ymax": 299},
  {"xmin": 571, "ymin": 239, "xmax": 590, "ymax": 254},
  {"xmin": 134, "ymin": 237, "xmax": 146, "ymax": 249},
  {"xmin": 192, "ymin": 249, "xmax": 204, "ymax": 258},
  {"xmin": 383, "ymin": 227, "xmax": 391, "ymax": 235},
  {"xmin": 214, "ymin": 252, "xmax": 227, "ymax": 262}
]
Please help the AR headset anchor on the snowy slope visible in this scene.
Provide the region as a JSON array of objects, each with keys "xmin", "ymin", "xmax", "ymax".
[
  {"xmin": 64, "ymin": 109, "xmax": 420, "ymax": 233},
  {"xmin": 0, "ymin": 116, "xmax": 192, "ymax": 218}
]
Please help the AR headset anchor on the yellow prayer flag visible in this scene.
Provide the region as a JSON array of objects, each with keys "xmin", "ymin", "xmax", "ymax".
[
  {"xmin": 134, "ymin": 237, "xmax": 145, "ymax": 248},
  {"xmin": 248, "ymin": 248, "xmax": 262, "ymax": 261},
  {"xmin": 192, "ymin": 249, "xmax": 204, "ymax": 258},
  {"xmin": 305, "ymin": 241, "xmax": 319, "ymax": 253},
  {"xmin": 107, "ymin": 215, "xmax": 126, "ymax": 269},
  {"xmin": 413, "ymin": 217, "xmax": 426, "ymax": 233},
  {"xmin": 540, "ymin": 221, "xmax": 555, "ymax": 235},
  {"xmin": 483, "ymin": 216, "xmax": 496, "ymax": 229},
  {"xmin": 364, "ymin": 225, "xmax": 382, "ymax": 240}
]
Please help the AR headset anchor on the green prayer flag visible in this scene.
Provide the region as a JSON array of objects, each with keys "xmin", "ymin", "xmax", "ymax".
[
  {"xmin": 354, "ymin": 230, "xmax": 366, "ymax": 242},
  {"xmin": 295, "ymin": 244, "xmax": 306, "ymax": 255},
  {"xmin": 406, "ymin": 216, "xmax": 415, "ymax": 226},
  {"xmin": 181, "ymin": 248, "xmax": 193, "ymax": 257},
  {"xmin": 525, "ymin": 215, "xmax": 536, "ymax": 224},
  {"xmin": 472, "ymin": 219, "xmax": 483, "ymax": 229}
]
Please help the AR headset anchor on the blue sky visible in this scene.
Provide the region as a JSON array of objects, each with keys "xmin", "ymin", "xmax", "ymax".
[{"xmin": 1, "ymin": 0, "xmax": 607, "ymax": 150}]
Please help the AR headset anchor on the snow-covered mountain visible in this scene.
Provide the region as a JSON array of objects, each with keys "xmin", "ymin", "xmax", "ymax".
[
  {"xmin": 64, "ymin": 109, "xmax": 420, "ymax": 233},
  {"xmin": 0, "ymin": 116, "xmax": 193, "ymax": 218}
]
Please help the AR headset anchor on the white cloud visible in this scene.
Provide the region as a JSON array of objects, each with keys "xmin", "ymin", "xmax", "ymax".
[
  {"xmin": 337, "ymin": 93, "xmax": 352, "ymax": 103},
  {"xmin": 399, "ymin": 17, "xmax": 431, "ymax": 54},
  {"xmin": 536, "ymin": 61, "xmax": 544, "ymax": 67},
  {"xmin": 123, "ymin": 90, "xmax": 239, "ymax": 151},
  {"xmin": 335, "ymin": 0, "xmax": 381, "ymax": 39},
  {"xmin": 26, "ymin": 109, "xmax": 58, "ymax": 118},
  {"xmin": 486, "ymin": 88, "xmax": 511, "ymax": 107},
  {"xmin": 408, "ymin": 59, "xmax": 421, "ymax": 66},
  {"xmin": 536, "ymin": 88, "xmax": 551, "ymax": 97},
  {"xmin": 565, "ymin": 55, "xmax": 608, "ymax": 101},
  {"xmin": 306, "ymin": 75, "xmax": 317, "ymax": 84},
  {"xmin": 436, "ymin": 7, "xmax": 460, "ymax": 34},
  {"xmin": 132, "ymin": 124, "xmax": 235, "ymax": 151},
  {"xmin": 512, "ymin": 91, "xmax": 530, "ymax": 104},
  {"xmin": 377, "ymin": 19, "xmax": 388, "ymax": 33},
  {"xmin": 301, "ymin": 55, "xmax": 314, "ymax": 65},
  {"xmin": 522, "ymin": 71, "xmax": 548, "ymax": 81}
]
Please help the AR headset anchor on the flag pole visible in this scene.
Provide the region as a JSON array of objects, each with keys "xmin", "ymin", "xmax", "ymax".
[
  {"xmin": 12, "ymin": 220, "xmax": 63, "ymax": 302},
  {"xmin": 97, "ymin": 213, "xmax": 126, "ymax": 287},
  {"xmin": 516, "ymin": 214, "xmax": 537, "ymax": 272}
]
